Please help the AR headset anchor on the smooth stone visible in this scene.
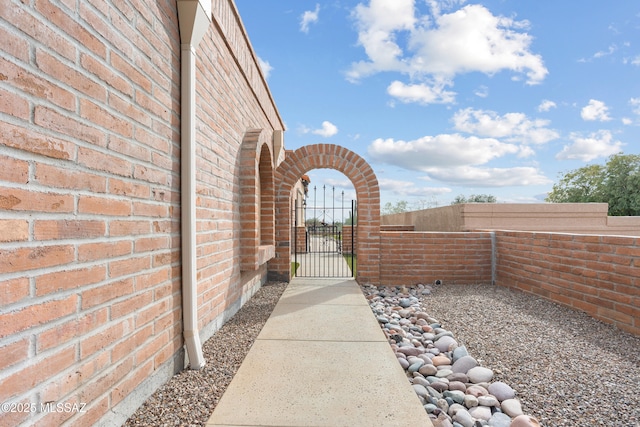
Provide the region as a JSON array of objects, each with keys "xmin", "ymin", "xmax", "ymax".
[
  {"xmin": 413, "ymin": 376, "xmax": 430, "ymax": 388},
  {"xmin": 376, "ymin": 315, "xmax": 389, "ymax": 323},
  {"xmin": 397, "ymin": 357, "xmax": 410, "ymax": 369},
  {"xmin": 397, "ymin": 346, "xmax": 423, "ymax": 357},
  {"xmin": 408, "ymin": 360, "xmax": 425, "ymax": 373},
  {"xmin": 413, "ymin": 384, "xmax": 429, "ymax": 398},
  {"xmin": 446, "ymin": 372, "xmax": 468, "ymax": 383},
  {"xmin": 510, "ymin": 415, "xmax": 542, "ymax": 427},
  {"xmin": 452, "ymin": 408, "xmax": 474, "ymax": 427},
  {"xmin": 434, "ymin": 335, "xmax": 458, "ymax": 352},
  {"xmin": 435, "ymin": 369, "xmax": 453, "ymax": 378},
  {"xmin": 436, "ymin": 398, "xmax": 449, "ymax": 414},
  {"xmin": 488, "ymin": 381, "xmax": 516, "ymax": 402},
  {"xmin": 448, "ymin": 403, "xmax": 466, "ymax": 416},
  {"xmin": 463, "ymin": 394, "xmax": 478, "ymax": 409},
  {"xmin": 501, "ymin": 399, "xmax": 524, "ymax": 417},
  {"xmin": 432, "ymin": 413, "xmax": 453, "ymax": 427},
  {"xmin": 448, "ymin": 381, "xmax": 466, "ymax": 392},
  {"xmin": 419, "ymin": 364, "xmax": 438, "ymax": 376},
  {"xmin": 432, "ymin": 355, "xmax": 452, "ymax": 366},
  {"xmin": 427, "ymin": 386, "xmax": 443, "ymax": 399},
  {"xmin": 466, "ymin": 385, "xmax": 489, "ymax": 397},
  {"xmin": 444, "ymin": 390, "xmax": 465, "ymax": 405},
  {"xmin": 424, "ymin": 403, "xmax": 438, "ymax": 414},
  {"xmin": 434, "ymin": 331, "xmax": 454, "ymax": 340},
  {"xmin": 468, "ymin": 405, "xmax": 492, "ymax": 421},
  {"xmin": 452, "ymin": 346, "xmax": 469, "ymax": 362},
  {"xmin": 488, "ymin": 412, "xmax": 512, "ymax": 427},
  {"xmin": 430, "ymin": 381, "xmax": 449, "ymax": 392},
  {"xmin": 451, "ymin": 355, "xmax": 477, "ymax": 374},
  {"xmin": 399, "ymin": 298, "xmax": 412, "ymax": 308},
  {"xmin": 467, "ymin": 366, "xmax": 494, "ymax": 383},
  {"xmin": 477, "ymin": 395, "xmax": 499, "ymax": 407}
]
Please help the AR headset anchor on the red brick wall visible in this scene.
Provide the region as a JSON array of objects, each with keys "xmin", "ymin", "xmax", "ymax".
[
  {"xmin": 272, "ymin": 144, "xmax": 381, "ymax": 284},
  {"xmin": 379, "ymin": 232, "xmax": 493, "ymax": 285},
  {"xmin": 0, "ymin": 1, "xmax": 283, "ymax": 425},
  {"xmin": 495, "ymin": 231, "xmax": 640, "ymax": 336}
]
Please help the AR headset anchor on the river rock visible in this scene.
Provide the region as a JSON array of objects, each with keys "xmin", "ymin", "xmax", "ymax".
[
  {"xmin": 466, "ymin": 385, "xmax": 489, "ymax": 397},
  {"xmin": 432, "ymin": 355, "xmax": 451, "ymax": 366},
  {"xmin": 434, "ymin": 335, "xmax": 458, "ymax": 352},
  {"xmin": 419, "ymin": 364, "xmax": 438, "ymax": 376},
  {"xmin": 468, "ymin": 405, "xmax": 492, "ymax": 421},
  {"xmin": 452, "ymin": 408, "xmax": 474, "ymax": 427},
  {"xmin": 448, "ymin": 381, "xmax": 466, "ymax": 392},
  {"xmin": 510, "ymin": 414, "xmax": 542, "ymax": 427},
  {"xmin": 467, "ymin": 366, "xmax": 494, "ymax": 383},
  {"xmin": 488, "ymin": 381, "xmax": 516, "ymax": 401},
  {"xmin": 478, "ymin": 395, "xmax": 499, "ymax": 407},
  {"xmin": 451, "ymin": 355, "xmax": 477, "ymax": 374},
  {"xmin": 412, "ymin": 384, "xmax": 429, "ymax": 398},
  {"xmin": 463, "ymin": 394, "xmax": 478, "ymax": 408},
  {"xmin": 501, "ymin": 398, "xmax": 524, "ymax": 417},
  {"xmin": 488, "ymin": 412, "xmax": 512, "ymax": 427},
  {"xmin": 451, "ymin": 345, "xmax": 468, "ymax": 362}
]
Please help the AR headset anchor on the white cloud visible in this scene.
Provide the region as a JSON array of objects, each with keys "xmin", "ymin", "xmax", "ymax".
[
  {"xmin": 630, "ymin": 97, "xmax": 640, "ymax": 115},
  {"xmin": 537, "ymin": 99, "xmax": 556, "ymax": 112},
  {"xmin": 367, "ymin": 133, "xmax": 519, "ymax": 171},
  {"xmin": 348, "ymin": 1, "xmax": 548, "ymax": 103},
  {"xmin": 474, "ymin": 85, "xmax": 489, "ymax": 98},
  {"xmin": 311, "ymin": 121, "xmax": 339, "ymax": 137},
  {"xmin": 379, "ymin": 178, "xmax": 451, "ymax": 197},
  {"xmin": 386, "ymin": 80, "xmax": 456, "ymax": 104},
  {"xmin": 555, "ymin": 130, "xmax": 624, "ymax": 161},
  {"xmin": 300, "ymin": 4, "xmax": 320, "ymax": 33},
  {"xmin": 581, "ymin": 99, "xmax": 611, "ymax": 121},
  {"xmin": 422, "ymin": 166, "xmax": 551, "ymax": 187},
  {"xmin": 257, "ymin": 57, "xmax": 273, "ymax": 79},
  {"xmin": 452, "ymin": 108, "xmax": 559, "ymax": 145}
]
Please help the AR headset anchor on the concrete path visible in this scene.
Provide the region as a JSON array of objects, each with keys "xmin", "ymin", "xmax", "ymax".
[{"xmin": 206, "ymin": 277, "xmax": 433, "ymax": 427}]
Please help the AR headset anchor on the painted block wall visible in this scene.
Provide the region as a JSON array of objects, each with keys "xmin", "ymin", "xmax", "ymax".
[{"xmin": 0, "ymin": 1, "xmax": 283, "ymax": 425}]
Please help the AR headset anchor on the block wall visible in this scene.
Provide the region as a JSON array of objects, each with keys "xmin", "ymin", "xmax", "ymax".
[
  {"xmin": 379, "ymin": 232, "xmax": 493, "ymax": 285},
  {"xmin": 0, "ymin": 0, "xmax": 283, "ymax": 425},
  {"xmin": 495, "ymin": 231, "xmax": 640, "ymax": 336}
]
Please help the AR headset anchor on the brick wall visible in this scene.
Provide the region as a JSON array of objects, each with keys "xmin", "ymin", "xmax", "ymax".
[
  {"xmin": 495, "ymin": 231, "xmax": 639, "ymax": 336},
  {"xmin": 0, "ymin": 1, "xmax": 283, "ymax": 425},
  {"xmin": 379, "ymin": 232, "xmax": 493, "ymax": 285}
]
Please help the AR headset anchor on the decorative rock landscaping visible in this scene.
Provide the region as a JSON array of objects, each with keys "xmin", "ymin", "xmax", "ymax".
[{"xmin": 363, "ymin": 283, "xmax": 542, "ymax": 427}]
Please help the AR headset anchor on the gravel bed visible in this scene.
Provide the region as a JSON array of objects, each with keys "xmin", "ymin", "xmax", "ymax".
[
  {"xmin": 125, "ymin": 281, "xmax": 287, "ymax": 427},
  {"xmin": 419, "ymin": 283, "xmax": 640, "ymax": 427}
]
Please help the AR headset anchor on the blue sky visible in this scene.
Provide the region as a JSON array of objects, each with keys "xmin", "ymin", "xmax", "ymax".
[{"xmin": 234, "ymin": 0, "xmax": 640, "ymax": 209}]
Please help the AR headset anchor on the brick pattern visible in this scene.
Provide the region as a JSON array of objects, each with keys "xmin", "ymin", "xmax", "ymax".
[
  {"xmin": 379, "ymin": 232, "xmax": 493, "ymax": 285},
  {"xmin": 272, "ymin": 144, "xmax": 381, "ymax": 284},
  {"xmin": 0, "ymin": 0, "xmax": 283, "ymax": 425},
  {"xmin": 495, "ymin": 231, "xmax": 640, "ymax": 336}
]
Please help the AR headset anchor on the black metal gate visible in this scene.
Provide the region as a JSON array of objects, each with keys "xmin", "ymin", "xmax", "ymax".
[{"xmin": 293, "ymin": 186, "xmax": 356, "ymax": 278}]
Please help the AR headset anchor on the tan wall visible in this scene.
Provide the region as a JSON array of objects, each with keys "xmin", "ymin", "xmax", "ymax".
[
  {"xmin": 382, "ymin": 203, "xmax": 640, "ymax": 236},
  {"xmin": 0, "ymin": 1, "xmax": 282, "ymax": 425}
]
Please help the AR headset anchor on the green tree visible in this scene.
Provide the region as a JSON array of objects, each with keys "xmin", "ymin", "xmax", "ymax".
[
  {"xmin": 451, "ymin": 194, "xmax": 497, "ymax": 204},
  {"xmin": 546, "ymin": 153, "xmax": 640, "ymax": 216},
  {"xmin": 381, "ymin": 200, "xmax": 408, "ymax": 215}
]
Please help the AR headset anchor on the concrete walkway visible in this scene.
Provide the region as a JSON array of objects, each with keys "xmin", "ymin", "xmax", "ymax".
[{"xmin": 206, "ymin": 277, "xmax": 433, "ymax": 427}]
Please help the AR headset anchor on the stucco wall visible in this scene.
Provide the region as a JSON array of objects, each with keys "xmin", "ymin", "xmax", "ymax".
[
  {"xmin": 0, "ymin": 1, "xmax": 283, "ymax": 425},
  {"xmin": 382, "ymin": 203, "xmax": 640, "ymax": 236}
]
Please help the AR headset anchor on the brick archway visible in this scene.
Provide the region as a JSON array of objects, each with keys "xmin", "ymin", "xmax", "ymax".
[{"xmin": 271, "ymin": 144, "xmax": 380, "ymax": 285}]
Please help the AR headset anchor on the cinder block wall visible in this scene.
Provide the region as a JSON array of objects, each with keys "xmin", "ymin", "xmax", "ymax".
[
  {"xmin": 379, "ymin": 232, "xmax": 493, "ymax": 285},
  {"xmin": 0, "ymin": 1, "xmax": 282, "ymax": 425},
  {"xmin": 495, "ymin": 231, "xmax": 639, "ymax": 336}
]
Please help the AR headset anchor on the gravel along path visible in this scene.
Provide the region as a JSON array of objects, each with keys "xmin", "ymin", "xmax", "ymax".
[
  {"xmin": 405, "ymin": 283, "xmax": 639, "ymax": 427},
  {"xmin": 125, "ymin": 281, "xmax": 287, "ymax": 427}
]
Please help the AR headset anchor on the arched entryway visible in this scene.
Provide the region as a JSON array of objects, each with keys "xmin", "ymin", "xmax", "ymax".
[{"xmin": 270, "ymin": 144, "xmax": 381, "ymax": 285}]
